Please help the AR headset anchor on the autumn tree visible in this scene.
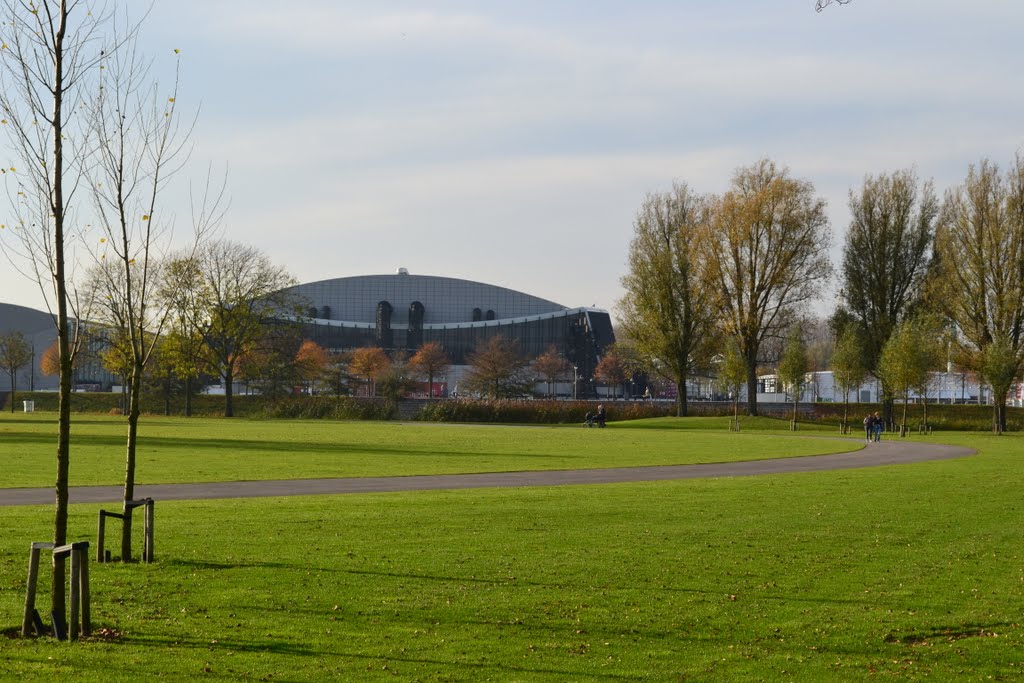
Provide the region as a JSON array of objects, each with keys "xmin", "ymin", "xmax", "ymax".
[
  {"xmin": 594, "ymin": 345, "xmax": 633, "ymax": 400},
  {"xmin": 375, "ymin": 351, "xmax": 417, "ymax": 401},
  {"xmin": 830, "ymin": 324, "xmax": 868, "ymax": 432},
  {"xmin": 464, "ymin": 336, "xmax": 533, "ymax": 399},
  {"xmin": 933, "ymin": 157, "xmax": 1024, "ymax": 432},
  {"xmin": 408, "ymin": 342, "xmax": 451, "ymax": 399},
  {"xmin": 777, "ymin": 327, "xmax": 809, "ymax": 426},
  {"xmin": 0, "ymin": 330, "xmax": 32, "ymax": 412},
  {"xmin": 159, "ymin": 255, "xmax": 211, "ymax": 417},
  {"xmin": 349, "ymin": 346, "xmax": 391, "ymax": 397},
  {"xmin": 532, "ymin": 345, "xmax": 569, "ymax": 398},
  {"xmin": 838, "ymin": 168, "xmax": 938, "ymax": 425},
  {"xmin": 701, "ymin": 159, "xmax": 831, "ymax": 416},
  {"xmin": 39, "ymin": 341, "xmax": 61, "ymax": 377},
  {"xmin": 185, "ymin": 240, "xmax": 297, "ymax": 416},
  {"xmin": 237, "ymin": 323, "xmax": 304, "ymax": 400},
  {"xmin": 618, "ymin": 183, "xmax": 716, "ymax": 416},
  {"xmin": 295, "ymin": 340, "xmax": 329, "ymax": 393}
]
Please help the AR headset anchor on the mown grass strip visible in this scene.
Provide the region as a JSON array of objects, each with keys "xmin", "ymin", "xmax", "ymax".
[{"xmin": 0, "ymin": 414, "xmax": 858, "ymax": 488}]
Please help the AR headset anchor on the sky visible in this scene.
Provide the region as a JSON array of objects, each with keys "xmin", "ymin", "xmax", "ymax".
[{"xmin": 2, "ymin": 0, "xmax": 1023, "ymax": 323}]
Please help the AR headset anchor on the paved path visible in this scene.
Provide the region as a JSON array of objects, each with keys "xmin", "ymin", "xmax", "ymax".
[{"xmin": 0, "ymin": 438, "xmax": 975, "ymax": 507}]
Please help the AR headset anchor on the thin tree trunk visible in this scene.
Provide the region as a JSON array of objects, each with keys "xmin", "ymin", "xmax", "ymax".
[
  {"xmin": 901, "ymin": 390, "xmax": 909, "ymax": 435},
  {"xmin": 121, "ymin": 366, "xmax": 143, "ymax": 561},
  {"xmin": 842, "ymin": 389, "xmax": 849, "ymax": 433},
  {"xmin": 676, "ymin": 376, "xmax": 688, "ymax": 417},
  {"xmin": 51, "ymin": 0, "xmax": 72, "ymax": 621},
  {"xmin": 745, "ymin": 356, "xmax": 759, "ymax": 417},
  {"xmin": 224, "ymin": 368, "xmax": 234, "ymax": 417}
]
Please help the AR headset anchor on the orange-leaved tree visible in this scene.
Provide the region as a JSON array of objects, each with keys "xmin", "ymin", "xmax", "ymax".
[{"xmin": 408, "ymin": 342, "xmax": 450, "ymax": 399}]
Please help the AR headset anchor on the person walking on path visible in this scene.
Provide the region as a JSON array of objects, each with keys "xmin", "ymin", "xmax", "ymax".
[
  {"xmin": 863, "ymin": 413, "xmax": 873, "ymax": 443},
  {"xmin": 596, "ymin": 404, "xmax": 607, "ymax": 428},
  {"xmin": 873, "ymin": 412, "xmax": 883, "ymax": 442}
]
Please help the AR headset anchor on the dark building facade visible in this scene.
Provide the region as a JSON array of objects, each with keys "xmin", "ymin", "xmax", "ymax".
[{"xmin": 281, "ymin": 270, "xmax": 615, "ymax": 393}]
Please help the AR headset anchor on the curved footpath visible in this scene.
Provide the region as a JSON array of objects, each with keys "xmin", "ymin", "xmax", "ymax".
[{"xmin": 0, "ymin": 439, "xmax": 975, "ymax": 507}]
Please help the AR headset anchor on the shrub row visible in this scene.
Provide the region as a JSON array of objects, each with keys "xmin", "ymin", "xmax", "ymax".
[
  {"xmin": 2, "ymin": 391, "xmax": 1018, "ymax": 430},
  {"xmin": 413, "ymin": 399, "xmax": 677, "ymax": 424},
  {"xmin": 252, "ymin": 396, "xmax": 395, "ymax": 420}
]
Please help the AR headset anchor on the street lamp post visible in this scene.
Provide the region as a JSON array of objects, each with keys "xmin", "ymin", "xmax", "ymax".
[{"xmin": 572, "ymin": 365, "xmax": 578, "ymax": 401}]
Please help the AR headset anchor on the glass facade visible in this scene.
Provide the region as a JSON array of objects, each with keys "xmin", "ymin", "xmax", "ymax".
[{"xmin": 283, "ymin": 273, "xmax": 615, "ymax": 394}]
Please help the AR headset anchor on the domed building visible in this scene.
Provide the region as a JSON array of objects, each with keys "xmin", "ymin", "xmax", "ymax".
[{"xmin": 282, "ymin": 269, "xmax": 615, "ymax": 396}]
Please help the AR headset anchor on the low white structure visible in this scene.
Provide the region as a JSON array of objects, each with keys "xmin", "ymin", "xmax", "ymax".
[{"xmin": 759, "ymin": 371, "xmax": 985, "ymax": 405}]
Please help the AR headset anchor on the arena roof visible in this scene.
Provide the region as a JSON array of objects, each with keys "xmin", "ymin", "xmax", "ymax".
[{"xmin": 284, "ymin": 271, "xmax": 570, "ymax": 326}]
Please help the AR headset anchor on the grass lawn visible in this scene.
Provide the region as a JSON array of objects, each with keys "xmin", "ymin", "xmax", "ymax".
[
  {"xmin": 2, "ymin": 419, "xmax": 1019, "ymax": 681},
  {"xmin": 0, "ymin": 413, "xmax": 856, "ymax": 488}
]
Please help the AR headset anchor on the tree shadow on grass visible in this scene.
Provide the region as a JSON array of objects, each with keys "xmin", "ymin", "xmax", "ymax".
[
  {"xmin": 121, "ymin": 633, "xmax": 320, "ymax": 657},
  {"xmin": 167, "ymin": 558, "xmax": 346, "ymax": 573},
  {"xmin": 5, "ymin": 429, "xmax": 574, "ymax": 461},
  {"xmin": 883, "ymin": 622, "xmax": 1012, "ymax": 645}
]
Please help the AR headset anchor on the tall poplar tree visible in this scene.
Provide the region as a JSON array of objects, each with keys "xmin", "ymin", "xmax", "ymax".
[
  {"xmin": 618, "ymin": 182, "xmax": 715, "ymax": 416},
  {"xmin": 701, "ymin": 159, "xmax": 831, "ymax": 416},
  {"xmin": 839, "ymin": 168, "xmax": 938, "ymax": 424},
  {"xmin": 933, "ymin": 156, "xmax": 1024, "ymax": 432}
]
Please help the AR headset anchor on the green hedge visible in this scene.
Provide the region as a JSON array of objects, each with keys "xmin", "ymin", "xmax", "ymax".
[
  {"xmin": 413, "ymin": 399, "xmax": 677, "ymax": 424},
  {"xmin": 810, "ymin": 401, "xmax": 1021, "ymax": 432},
  {"xmin": 252, "ymin": 396, "xmax": 395, "ymax": 420},
  {"xmin": 2, "ymin": 390, "xmax": 1018, "ymax": 430},
  {"xmin": 0, "ymin": 391, "xmax": 395, "ymax": 420}
]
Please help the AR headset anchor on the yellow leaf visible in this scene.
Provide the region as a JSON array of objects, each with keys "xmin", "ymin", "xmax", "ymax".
[
  {"xmin": 174, "ymin": 48, "xmax": 180, "ymax": 54},
  {"xmin": 168, "ymin": 97, "xmax": 175, "ymax": 103},
  {"xmin": 99, "ymin": 238, "xmax": 106, "ymax": 243},
  {"xmin": 142, "ymin": 214, "xmax": 150, "ymax": 221}
]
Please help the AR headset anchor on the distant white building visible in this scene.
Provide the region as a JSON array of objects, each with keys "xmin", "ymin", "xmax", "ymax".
[{"xmin": 759, "ymin": 370, "xmax": 986, "ymax": 405}]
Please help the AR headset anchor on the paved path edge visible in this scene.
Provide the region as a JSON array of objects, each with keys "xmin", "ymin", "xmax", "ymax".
[{"xmin": 0, "ymin": 439, "xmax": 976, "ymax": 507}]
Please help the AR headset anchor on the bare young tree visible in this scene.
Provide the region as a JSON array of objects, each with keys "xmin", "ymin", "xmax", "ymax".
[
  {"xmin": 0, "ymin": 0, "xmax": 113, "ymax": 616},
  {"xmin": 701, "ymin": 159, "xmax": 831, "ymax": 416},
  {"xmin": 79, "ymin": 19, "xmax": 208, "ymax": 561}
]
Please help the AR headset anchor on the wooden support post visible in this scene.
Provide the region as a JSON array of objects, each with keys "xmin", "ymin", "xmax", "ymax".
[
  {"xmin": 80, "ymin": 549, "xmax": 91, "ymax": 638},
  {"xmin": 143, "ymin": 499, "xmax": 155, "ymax": 563},
  {"xmin": 69, "ymin": 550, "xmax": 80, "ymax": 641},
  {"xmin": 22, "ymin": 541, "xmax": 53, "ymax": 637},
  {"xmin": 97, "ymin": 512, "xmax": 106, "ymax": 563},
  {"xmin": 52, "ymin": 542, "xmax": 89, "ymax": 641}
]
